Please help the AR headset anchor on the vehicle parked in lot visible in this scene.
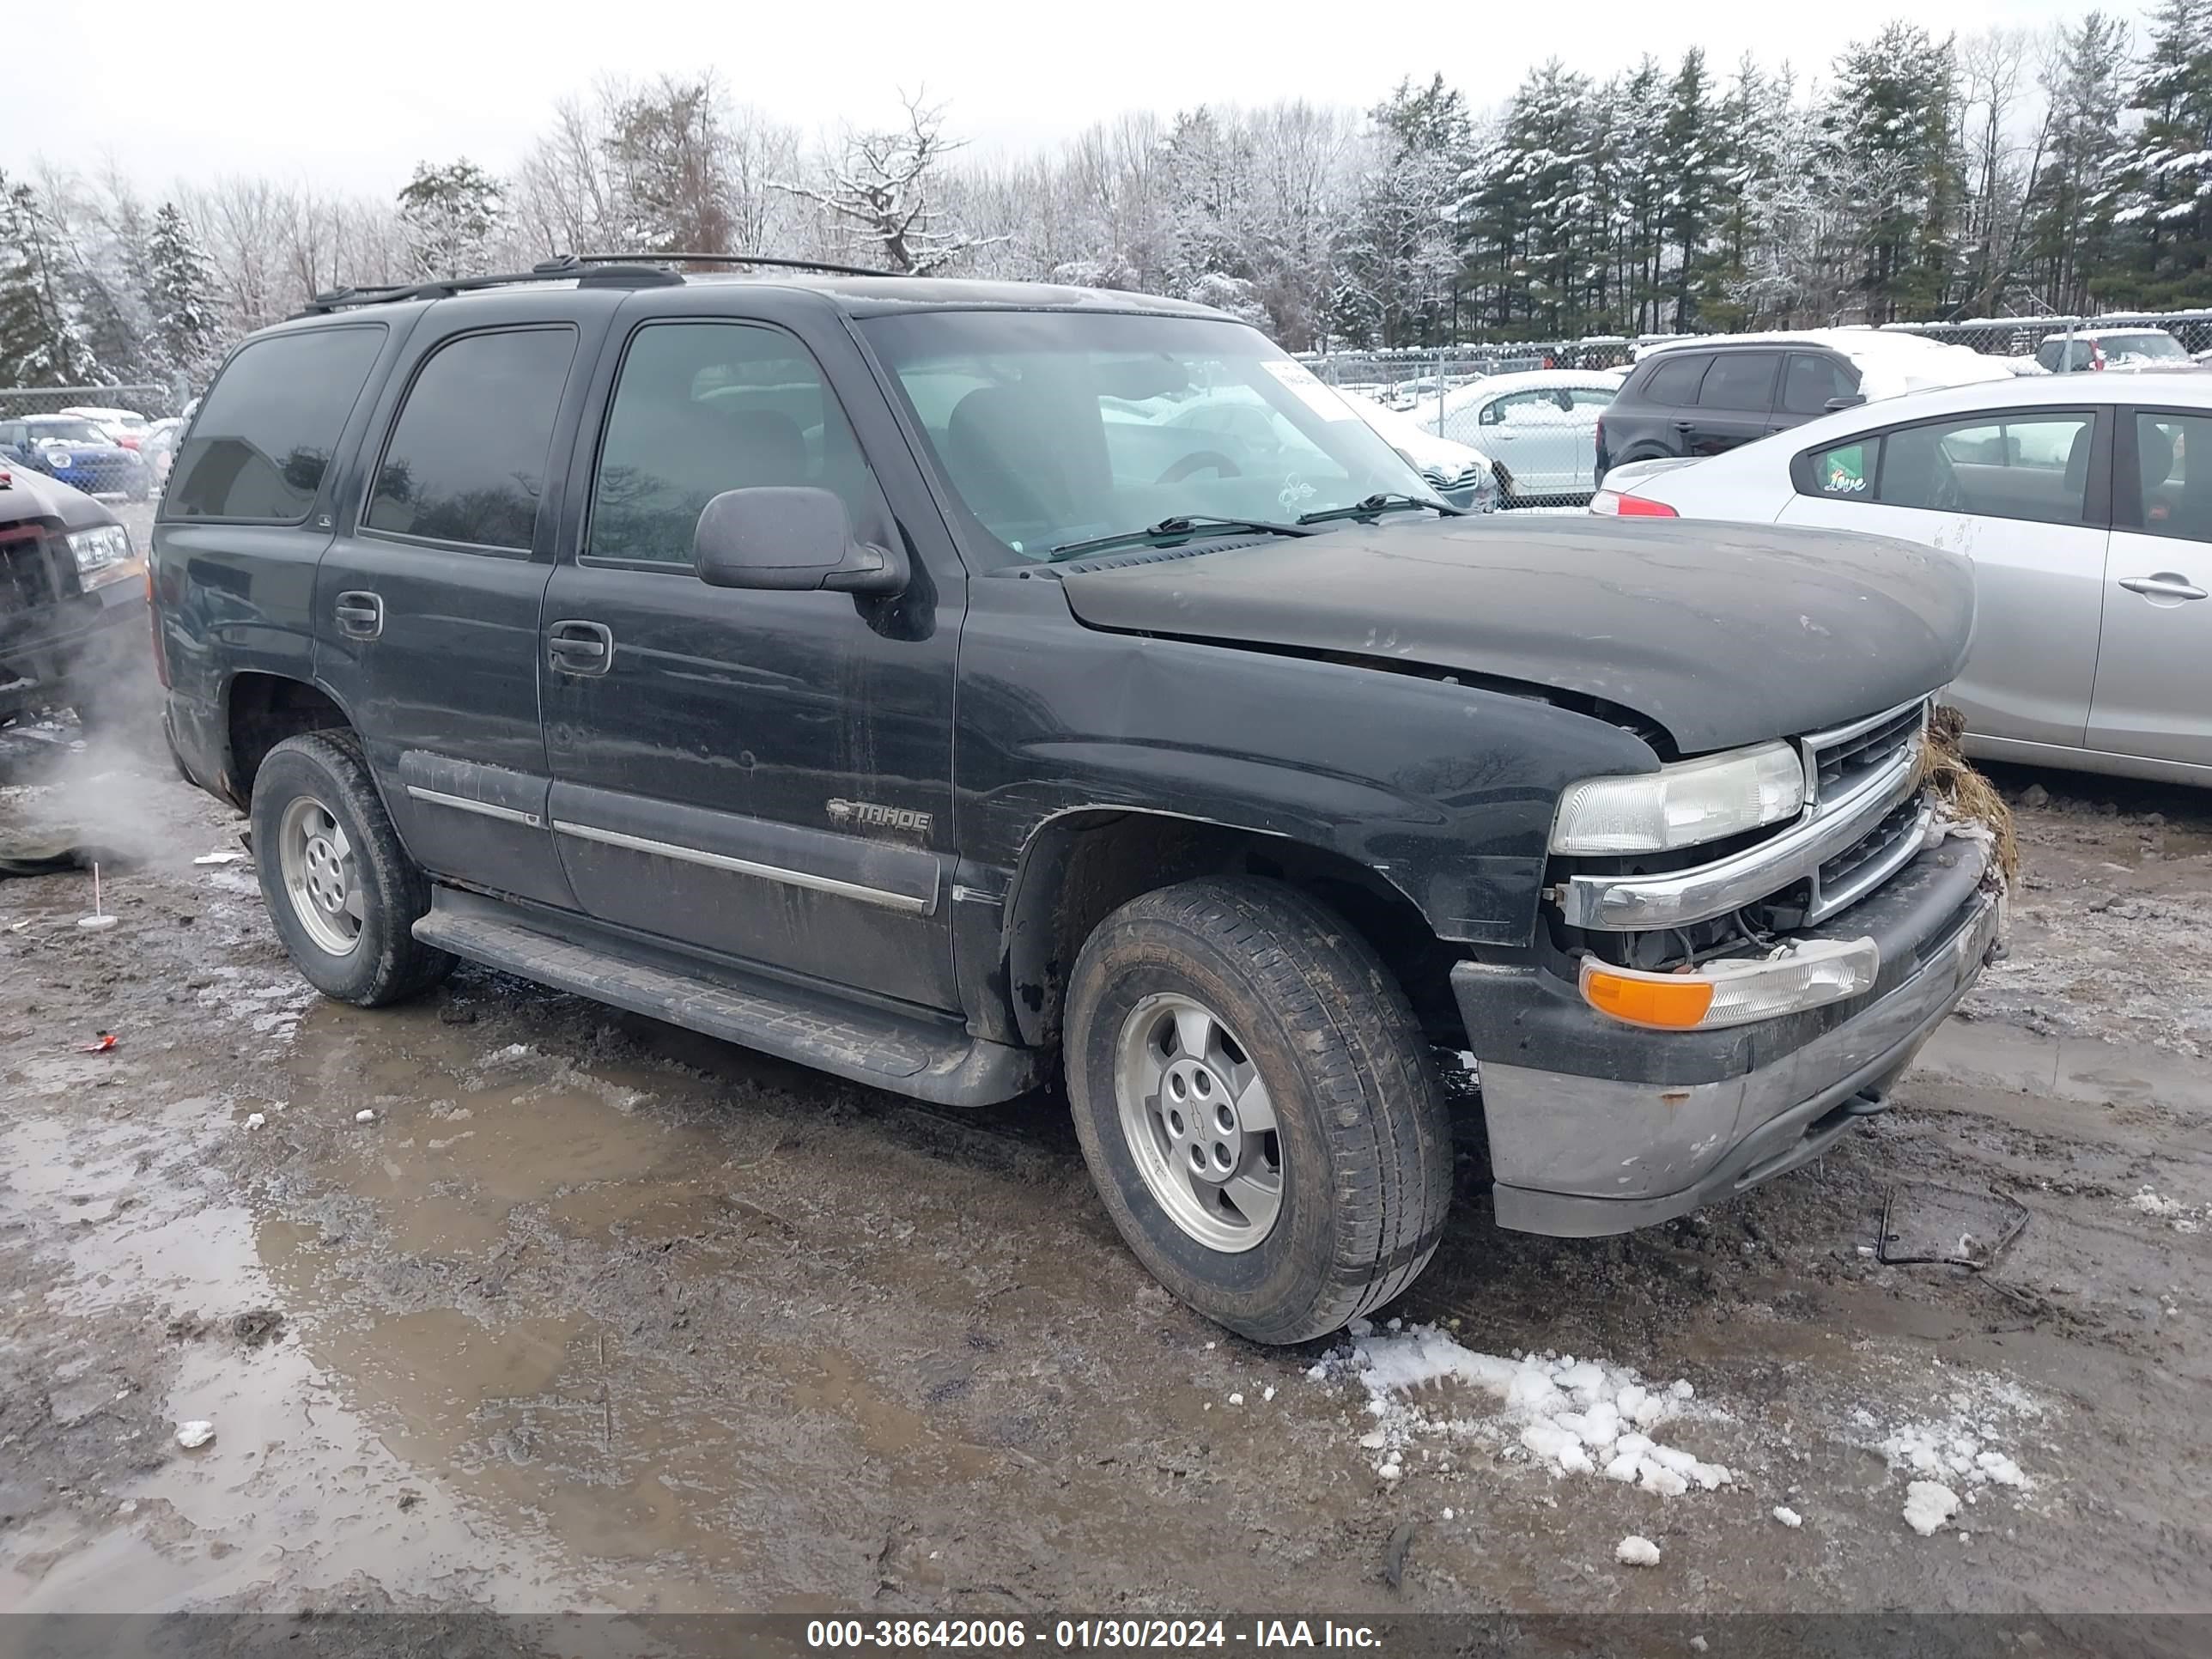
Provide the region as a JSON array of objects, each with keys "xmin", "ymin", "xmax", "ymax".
[
  {"xmin": 0, "ymin": 415, "xmax": 152, "ymax": 501},
  {"xmin": 0, "ymin": 453, "xmax": 150, "ymax": 728},
  {"xmin": 1589, "ymin": 375, "xmax": 2212, "ymax": 787},
  {"xmin": 2035, "ymin": 327, "xmax": 2194, "ymax": 374},
  {"xmin": 58, "ymin": 404, "xmax": 152, "ymax": 449},
  {"xmin": 1342, "ymin": 394, "xmax": 1498, "ymax": 512},
  {"xmin": 140, "ymin": 416, "xmax": 186, "ymax": 485},
  {"xmin": 153, "ymin": 260, "xmax": 2001, "ymax": 1341},
  {"xmin": 1421, "ymin": 370, "xmax": 1619, "ymax": 504},
  {"xmin": 1597, "ymin": 329, "xmax": 2014, "ymax": 483}
]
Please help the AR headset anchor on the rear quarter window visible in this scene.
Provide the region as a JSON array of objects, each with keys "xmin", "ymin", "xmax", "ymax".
[
  {"xmin": 1805, "ymin": 438, "xmax": 1876, "ymax": 498},
  {"xmin": 167, "ymin": 326, "xmax": 387, "ymax": 523}
]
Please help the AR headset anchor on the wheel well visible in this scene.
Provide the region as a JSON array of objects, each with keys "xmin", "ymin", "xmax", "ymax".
[
  {"xmin": 1004, "ymin": 811, "xmax": 1462, "ymax": 1050},
  {"xmin": 225, "ymin": 673, "xmax": 350, "ymax": 802}
]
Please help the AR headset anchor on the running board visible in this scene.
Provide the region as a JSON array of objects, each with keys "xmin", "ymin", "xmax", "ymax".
[{"xmin": 413, "ymin": 889, "xmax": 1037, "ymax": 1107}]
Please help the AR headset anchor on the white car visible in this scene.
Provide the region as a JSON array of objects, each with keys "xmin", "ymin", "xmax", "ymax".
[
  {"xmin": 1589, "ymin": 375, "xmax": 2212, "ymax": 786},
  {"xmin": 1419, "ymin": 370, "xmax": 1620, "ymax": 504},
  {"xmin": 58, "ymin": 405, "xmax": 151, "ymax": 449},
  {"xmin": 1341, "ymin": 395, "xmax": 1498, "ymax": 512}
]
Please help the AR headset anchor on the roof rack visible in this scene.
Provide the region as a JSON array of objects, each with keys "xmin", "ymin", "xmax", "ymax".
[
  {"xmin": 295, "ymin": 251, "xmax": 900, "ymax": 315},
  {"xmin": 297, "ymin": 257, "xmax": 678, "ymax": 315},
  {"xmin": 566, "ymin": 252, "xmax": 903, "ymax": 279}
]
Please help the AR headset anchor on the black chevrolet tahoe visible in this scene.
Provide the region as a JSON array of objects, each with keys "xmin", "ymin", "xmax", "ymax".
[{"xmin": 152, "ymin": 260, "xmax": 2003, "ymax": 1343}]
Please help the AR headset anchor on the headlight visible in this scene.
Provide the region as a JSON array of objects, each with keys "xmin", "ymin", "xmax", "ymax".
[
  {"xmin": 1550, "ymin": 741, "xmax": 1806, "ymax": 854},
  {"xmin": 68, "ymin": 524, "xmax": 133, "ymax": 575},
  {"xmin": 1581, "ymin": 936, "xmax": 1881, "ymax": 1030}
]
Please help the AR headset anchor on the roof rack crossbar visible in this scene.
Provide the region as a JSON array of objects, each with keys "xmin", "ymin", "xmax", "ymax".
[
  {"xmin": 293, "ymin": 250, "xmax": 898, "ymax": 317},
  {"xmin": 567, "ymin": 251, "xmax": 902, "ymax": 279}
]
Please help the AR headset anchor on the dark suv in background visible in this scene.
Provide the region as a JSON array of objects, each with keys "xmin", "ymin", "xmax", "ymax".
[{"xmin": 1595, "ymin": 342, "xmax": 1864, "ymax": 482}]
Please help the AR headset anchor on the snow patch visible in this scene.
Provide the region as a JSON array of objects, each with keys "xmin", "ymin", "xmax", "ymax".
[
  {"xmin": 2126, "ymin": 1187, "xmax": 2204, "ymax": 1231},
  {"xmin": 1903, "ymin": 1480, "xmax": 1960, "ymax": 1536},
  {"xmin": 1316, "ymin": 1324, "xmax": 1732, "ymax": 1494},
  {"xmin": 1615, "ymin": 1534, "xmax": 1661, "ymax": 1566},
  {"xmin": 1772, "ymin": 1505, "xmax": 1802, "ymax": 1528}
]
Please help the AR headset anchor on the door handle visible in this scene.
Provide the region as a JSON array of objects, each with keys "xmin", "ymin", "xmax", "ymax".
[
  {"xmin": 546, "ymin": 619, "xmax": 614, "ymax": 675},
  {"xmin": 333, "ymin": 591, "xmax": 383, "ymax": 639},
  {"xmin": 2118, "ymin": 574, "xmax": 2208, "ymax": 603},
  {"xmin": 1671, "ymin": 420, "xmax": 1695, "ymax": 432}
]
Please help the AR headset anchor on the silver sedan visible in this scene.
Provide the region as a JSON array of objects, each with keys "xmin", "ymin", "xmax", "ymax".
[{"xmin": 1591, "ymin": 374, "xmax": 2212, "ymax": 787}]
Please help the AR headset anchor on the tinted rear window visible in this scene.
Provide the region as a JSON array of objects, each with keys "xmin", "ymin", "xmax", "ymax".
[
  {"xmin": 365, "ymin": 327, "xmax": 577, "ymax": 551},
  {"xmin": 167, "ymin": 326, "xmax": 386, "ymax": 522},
  {"xmin": 1638, "ymin": 354, "xmax": 1707, "ymax": 405},
  {"xmin": 1697, "ymin": 352, "xmax": 1781, "ymax": 410}
]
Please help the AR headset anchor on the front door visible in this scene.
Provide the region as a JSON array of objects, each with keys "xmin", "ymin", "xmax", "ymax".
[
  {"xmin": 1779, "ymin": 406, "xmax": 2111, "ymax": 748},
  {"xmin": 538, "ymin": 308, "xmax": 962, "ymax": 1012},
  {"xmin": 1684, "ymin": 350, "xmax": 1781, "ymax": 457},
  {"xmin": 313, "ymin": 308, "xmax": 600, "ymax": 908},
  {"xmin": 2089, "ymin": 408, "xmax": 2212, "ymax": 768}
]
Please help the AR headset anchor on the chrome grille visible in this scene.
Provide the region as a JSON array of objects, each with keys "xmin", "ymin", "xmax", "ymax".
[
  {"xmin": 1421, "ymin": 462, "xmax": 1489, "ymax": 491},
  {"xmin": 1798, "ymin": 697, "xmax": 1932, "ymax": 922},
  {"xmin": 1814, "ymin": 793, "xmax": 1935, "ymax": 919},
  {"xmin": 1807, "ymin": 700, "xmax": 1927, "ymax": 804},
  {"xmin": 1554, "ymin": 695, "xmax": 1935, "ymax": 932}
]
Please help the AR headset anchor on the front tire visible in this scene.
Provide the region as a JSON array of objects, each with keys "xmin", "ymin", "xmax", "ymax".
[
  {"xmin": 250, "ymin": 731, "xmax": 453, "ymax": 1006},
  {"xmin": 1064, "ymin": 878, "xmax": 1454, "ymax": 1344}
]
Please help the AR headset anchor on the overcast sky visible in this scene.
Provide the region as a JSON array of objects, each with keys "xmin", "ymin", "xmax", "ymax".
[{"xmin": 10, "ymin": 0, "xmax": 2113, "ymax": 198}]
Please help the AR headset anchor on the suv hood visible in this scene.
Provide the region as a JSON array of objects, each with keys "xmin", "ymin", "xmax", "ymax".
[
  {"xmin": 1055, "ymin": 517, "xmax": 1974, "ymax": 753},
  {"xmin": 0, "ymin": 462, "xmax": 114, "ymax": 534}
]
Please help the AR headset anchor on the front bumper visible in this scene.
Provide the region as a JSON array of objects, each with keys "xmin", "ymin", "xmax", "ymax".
[
  {"xmin": 0, "ymin": 573, "xmax": 149, "ymax": 721},
  {"xmin": 1455, "ymin": 836, "xmax": 2002, "ymax": 1237}
]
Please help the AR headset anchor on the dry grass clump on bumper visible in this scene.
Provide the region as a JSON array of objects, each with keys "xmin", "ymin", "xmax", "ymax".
[{"xmin": 1919, "ymin": 704, "xmax": 2018, "ymax": 886}]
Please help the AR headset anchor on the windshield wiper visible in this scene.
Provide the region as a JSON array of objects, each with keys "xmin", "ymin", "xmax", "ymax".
[
  {"xmin": 1048, "ymin": 514, "xmax": 1320, "ymax": 560},
  {"xmin": 1297, "ymin": 492, "xmax": 1467, "ymax": 526}
]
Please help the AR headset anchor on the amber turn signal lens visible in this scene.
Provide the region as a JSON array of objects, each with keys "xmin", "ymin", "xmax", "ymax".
[{"xmin": 1581, "ymin": 966, "xmax": 1717, "ymax": 1030}]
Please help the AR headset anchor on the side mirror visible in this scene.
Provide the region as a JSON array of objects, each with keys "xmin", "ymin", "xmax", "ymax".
[
  {"xmin": 694, "ymin": 486, "xmax": 908, "ymax": 596},
  {"xmin": 1824, "ymin": 394, "xmax": 1867, "ymax": 411}
]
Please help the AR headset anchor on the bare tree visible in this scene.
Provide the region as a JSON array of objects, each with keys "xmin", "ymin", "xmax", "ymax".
[
  {"xmin": 778, "ymin": 93, "xmax": 1003, "ymax": 273},
  {"xmin": 1958, "ymin": 27, "xmax": 2047, "ymax": 314}
]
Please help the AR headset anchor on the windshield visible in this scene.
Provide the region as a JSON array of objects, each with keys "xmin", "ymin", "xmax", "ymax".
[
  {"xmin": 2105, "ymin": 332, "xmax": 2187, "ymax": 363},
  {"xmin": 29, "ymin": 419, "xmax": 106, "ymax": 442},
  {"xmin": 859, "ymin": 310, "xmax": 1439, "ymax": 561}
]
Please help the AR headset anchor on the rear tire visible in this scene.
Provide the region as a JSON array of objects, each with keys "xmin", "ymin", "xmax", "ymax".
[
  {"xmin": 1064, "ymin": 877, "xmax": 1454, "ymax": 1344},
  {"xmin": 250, "ymin": 731, "xmax": 453, "ymax": 1006}
]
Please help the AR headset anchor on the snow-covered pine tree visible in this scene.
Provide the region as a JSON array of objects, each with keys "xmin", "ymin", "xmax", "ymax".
[
  {"xmin": 2025, "ymin": 12, "xmax": 2130, "ymax": 313},
  {"xmin": 0, "ymin": 172, "xmax": 101, "ymax": 386},
  {"xmin": 396, "ymin": 160, "xmax": 503, "ymax": 280},
  {"xmin": 2105, "ymin": 0, "xmax": 2212, "ymax": 307},
  {"xmin": 146, "ymin": 201, "xmax": 224, "ymax": 387}
]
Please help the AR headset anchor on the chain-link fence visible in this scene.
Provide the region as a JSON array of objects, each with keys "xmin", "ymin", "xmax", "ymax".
[
  {"xmin": 1303, "ymin": 311, "xmax": 2212, "ymax": 510},
  {"xmin": 0, "ymin": 384, "xmax": 184, "ymax": 420},
  {"xmin": 1, "ymin": 385, "xmax": 180, "ymax": 502}
]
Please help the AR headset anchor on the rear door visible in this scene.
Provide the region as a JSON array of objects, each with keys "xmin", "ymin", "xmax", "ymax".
[
  {"xmin": 156, "ymin": 323, "xmax": 395, "ymax": 744},
  {"xmin": 313, "ymin": 299, "xmax": 610, "ymax": 907},
  {"xmin": 1779, "ymin": 406, "xmax": 2110, "ymax": 748},
  {"xmin": 2088, "ymin": 407, "xmax": 2212, "ymax": 767},
  {"xmin": 1685, "ymin": 351, "xmax": 1782, "ymax": 456},
  {"xmin": 1480, "ymin": 388, "xmax": 1588, "ymax": 497},
  {"xmin": 537, "ymin": 295, "xmax": 963, "ymax": 1012}
]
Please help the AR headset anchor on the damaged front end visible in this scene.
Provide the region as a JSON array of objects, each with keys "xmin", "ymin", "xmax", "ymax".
[{"xmin": 1457, "ymin": 696, "xmax": 2010, "ymax": 1237}]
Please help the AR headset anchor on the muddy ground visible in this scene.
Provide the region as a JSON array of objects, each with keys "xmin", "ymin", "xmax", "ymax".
[{"xmin": 2, "ymin": 669, "xmax": 2208, "ymax": 1645}]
